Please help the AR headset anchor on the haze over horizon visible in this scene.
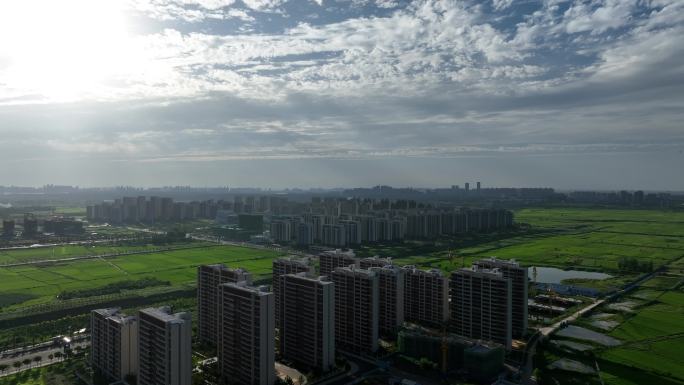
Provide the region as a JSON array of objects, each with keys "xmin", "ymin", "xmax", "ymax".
[{"xmin": 1, "ymin": 0, "xmax": 682, "ymax": 190}]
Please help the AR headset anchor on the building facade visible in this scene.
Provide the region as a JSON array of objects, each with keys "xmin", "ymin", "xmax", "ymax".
[
  {"xmin": 218, "ymin": 282, "xmax": 275, "ymax": 385},
  {"xmin": 369, "ymin": 265, "xmax": 405, "ymax": 336},
  {"xmin": 272, "ymin": 257, "xmax": 315, "ymax": 332},
  {"xmin": 197, "ymin": 264, "xmax": 252, "ymax": 345},
  {"xmin": 90, "ymin": 308, "xmax": 138, "ymax": 382},
  {"xmin": 281, "ymin": 273, "xmax": 335, "ymax": 371},
  {"xmin": 449, "ymin": 267, "xmax": 512, "ymax": 349},
  {"xmin": 474, "ymin": 257, "xmax": 528, "ymax": 338},
  {"xmin": 359, "ymin": 256, "xmax": 393, "ymax": 269},
  {"xmin": 403, "ymin": 266, "xmax": 449, "ymax": 328},
  {"xmin": 331, "ymin": 266, "xmax": 379, "ymax": 353},
  {"xmin": 319, "ymin": 249, "xmax": 358, "ymax": 277},
  {"xmin": 137, "ymin": 307, "xmax": 192, "ymax": 385}
]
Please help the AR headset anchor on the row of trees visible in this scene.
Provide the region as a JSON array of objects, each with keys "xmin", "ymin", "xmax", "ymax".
[
  {"xmin": 0, "ymin": 351, "xmax": 64, "ymax": 375},
  {"xmin": 57, "ymin": 277, "xmax": 171, "ymax": 300},
  {"xmin": 617, "ymin": 256, "xmax": 654, "ymax": 273}
]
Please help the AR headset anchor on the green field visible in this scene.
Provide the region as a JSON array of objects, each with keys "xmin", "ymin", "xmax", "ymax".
[
  {"xmin": 382, "ymin": 208, "xmax": 684, "ymax": 283},
  {"xmin": 0, "ymin": 245, "xmax": 283, "ymax": 311},
  {"xmin": 0, "ymin": 243, "xmax": 199, "ymax": 265},
  {"xmin": 541, "ymin": 268, "xmax": 684, "ymax": 385},
  {"xmin": 597, "ymin": 274, "xmax": 684, "ymax": 384}
]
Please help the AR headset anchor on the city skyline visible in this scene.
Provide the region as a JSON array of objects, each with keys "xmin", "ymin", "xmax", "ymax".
[{"xmin": 0, "ymin": 1, "xmax": 682, "ymax": 189}]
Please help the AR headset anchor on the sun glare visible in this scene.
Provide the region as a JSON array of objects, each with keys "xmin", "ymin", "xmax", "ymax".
[{"xmin": 0, "ymin": 0, "xmax": 137, "ymax": 101}]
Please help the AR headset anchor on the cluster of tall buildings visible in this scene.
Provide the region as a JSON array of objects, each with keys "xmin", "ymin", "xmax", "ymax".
[
  {"xmin": 92, "ymin": 253, "xmax": 527, "ymax": 385},
  {"xmin": 85, "ymin": 195, "xmax": 513, "ymax": 245},
  {"xmin": 568, "ymin": 190, "xmax": 673, "ymax": 207},
  {"xmin": 87, "ymin": 196, "xmax": 227, "ymax": 223},
  {"xmin": 90, "ymin": 307, "xmax": 192, "ymax": 385},
  {"xmin": 271, "ymin": 207, "xmax": 514, "ymax": 247},
  {"xmin": 1, "ymin": 215, "xmax": 83, "ymax": 239},
  {"xmin": 86, "ymin": 195, "xmax": 295, "ymax": 223},
  {"xmin": 314, "ymin": 252, "xmax": 527, "ymax": 350}
]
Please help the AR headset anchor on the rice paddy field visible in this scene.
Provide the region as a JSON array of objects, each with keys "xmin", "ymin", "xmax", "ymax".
[
  {"xmin": 0, "ymin": 244, "xmax": 283, "ymax": 312},
  {"xmin": 598, "ymin": 276, "xmax": 684, "ymax": 385},
  {"xmin": 387, "ymin": 208, "xmax": 684, "ymax": 280},
  {"xmin": 0, "ymin": 243, "xmax": 193, "ymax": 265},
  {"xmin": 544, "ymin": 260, "xmax": 684, "ymax": 385}
]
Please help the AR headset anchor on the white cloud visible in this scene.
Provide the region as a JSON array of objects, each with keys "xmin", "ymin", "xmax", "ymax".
[
  {"xmin": 241, "ymin": 0, "xmax": 286, "ymax": 11},
  {"xmin": 563, "ymin": 0, "xmax": 637, "ymax": 34},
  {"xmin": 492, "ymin": 0, "xmax": 513, "ymax": 11}
]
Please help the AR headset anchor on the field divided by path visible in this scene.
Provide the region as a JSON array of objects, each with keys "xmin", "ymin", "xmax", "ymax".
[
  {"xmin": 407, "ymin": 208, "xmax": 684, "ymax": 272},
  {"xmin": 596, "ymin": 261, "xmax": 684, "ymax": 385},
  {"xmin": 0, "ymin": 245, "xmax": 283, "ymax": 311},
  {"xmin": 0, "ymin": 244, "xmax": 189, "ymax": 265}
]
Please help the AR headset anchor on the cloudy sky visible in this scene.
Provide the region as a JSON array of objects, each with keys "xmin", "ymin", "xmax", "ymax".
[{"xmin": 0, "ymin": 0, "xmax": 682, "ymax": 190}]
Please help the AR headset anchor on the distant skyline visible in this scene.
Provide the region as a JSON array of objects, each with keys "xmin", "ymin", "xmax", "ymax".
[{"xmin": 0, "ymin": 1, "xmax": 682, "ymax": 190}]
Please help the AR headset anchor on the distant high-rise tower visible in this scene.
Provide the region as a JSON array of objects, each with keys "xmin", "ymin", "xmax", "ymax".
[
  {"xmin": 449, "ymin": 267, "xmax": 512, "ymax": 349},
  {"xmin": 137, "ymin": 307, "xmax": 192, "ymax": 385},
  {"xmin": 197, "ymin": 264, "xmax": 252, "ymax": 346},
  {"xmin": 465, "ymin": 182, "xmax": 470, "ymax": 192},
  {"xmin": 90, "ymin": 308, "xmax": 138, "ymax": 382},
  {"xmin": 272, "ymin": 257, "xmax": 314, "ymax": 332},
  {"xmin": 402, "ymin": 266, "xmax": 449, "ymax": 328},
  {"xmin": 218, "ymin": 282, "xmax": 275, "ymax": 385},
  {"xmin": 319, "ymin": 249, "xmax": 358, "ymax": 277},
  {"xmin": 477, "ymin": 181, "xmax": 481, "ymax": 192},
  {"xmin": 281, "ymin": 273, "xmax": 335, "ymax": 372},
  {"xmin": 2, "ymin": 220, "xmax": 15, "ymax": 237},
  {"xmin": 332, "ymin": 266, "xmax": 379, "ymax": 353},
  {"xmin": 474, "ymin": 257, "xmax": 528, "ymax": 338}
]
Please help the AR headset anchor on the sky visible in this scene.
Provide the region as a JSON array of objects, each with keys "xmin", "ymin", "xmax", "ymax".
[{"xmin": 0, "ymin": 0, "xmax": 683, "ymax": 190}]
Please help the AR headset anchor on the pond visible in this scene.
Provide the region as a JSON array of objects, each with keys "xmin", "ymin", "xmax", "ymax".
[
  {"xmin": 555, "ymin": 325, "xmax": 621, "ymax": 346},
  {"xmin": 529, "ymin": 266, "xmax": 612, "ymax": 284}
]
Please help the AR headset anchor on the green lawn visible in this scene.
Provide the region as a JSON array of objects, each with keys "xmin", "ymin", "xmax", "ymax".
[{"xmin": 0, "ymin": 245, "xmax": 283, "ymax": 311}]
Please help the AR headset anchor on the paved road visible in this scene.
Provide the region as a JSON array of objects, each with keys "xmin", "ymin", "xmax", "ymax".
[
  {"xmin": 0, "ymin": 340, "xmax": 88, "ymax": 377},
  {"xmin": 311, "ymin": 354, "xmax": 377, "ymax": 385},
  {"xmin": 189, "ymin": 234, "xmax": 314, "ymax": 258}
]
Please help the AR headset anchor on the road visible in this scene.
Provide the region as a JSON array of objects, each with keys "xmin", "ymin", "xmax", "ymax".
[
  {"xmin": 0, "ymin": 340, "xmax": 88, "ymax": 377},
  {"xmin": 310, "ymin": 353, "xmax": 378, "ymax": 385},
  {"xmin": 188, "ymin": 234, "xmax": 314, "ymax": 258}
]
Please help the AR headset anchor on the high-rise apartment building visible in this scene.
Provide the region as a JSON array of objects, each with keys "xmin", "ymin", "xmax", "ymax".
[
  {"xmin": 197, "ymin": 264, "xmax": 252, "ymax": 346},
  {"xmin": 369, "ymin": 265, "xmax": 405, "ymax": 336},
  {"xmin": 138, "ymin": 307, "xmax": 192, "ymax": 385},
  {"xmin": 218, "ymin": 282, "xmax": 275, "ymax": 385},
  {"xmin": 281, "ymin": 273, "xmax": 335, "ymax": 371},
  {"xmin": 270, "ymin": 220, "xmax": 292, "ymax": 243},
  {"xmin": 322, "ymin": 224, "xmax": 347, "ymax": 247},
  {"xmin": 319, "ymin": 249, "xmax": 358, "ymax": 277},
  {"xmin": 403, "ymin": 266, "xmax": 449, "ymax": 328},
  {"xmin": 272, "ymin": 257, "xmax": 314, "ymax": 331},
  {"xmin": 90, "ymin": 308, "xmax": 138, "ymax": 382},
  {"xmin": 331, "ymin": 266, "xmax": 379, "ymax": 353},
  {"xmin": 449, "ymin": 267, "xmax": 512, "ymax": 349},
  {"xmin": 297, "ymin": 222, "xmax": 313, "ymax": 246},
  {"xmin": 359, "ymin": 256, "xmax": 393, "ymax": 269},
  {"xmin": 474, "ymin": 257, "xmax": 528, "ymax": 338}
]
